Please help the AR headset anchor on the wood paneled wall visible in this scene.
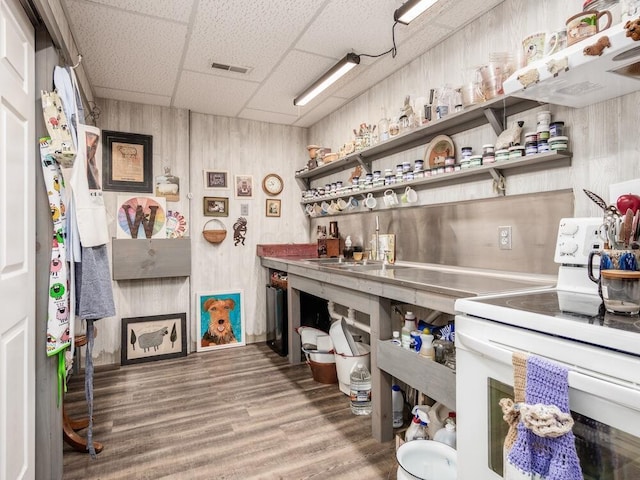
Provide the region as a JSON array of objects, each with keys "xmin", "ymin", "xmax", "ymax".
[
  {"xmin": 93, "ymin": 103, "xmax": 308, "ymax": 365},
  {"xmin": 308, "ymin": 0, "xmax": 638, "ymax": 217}
]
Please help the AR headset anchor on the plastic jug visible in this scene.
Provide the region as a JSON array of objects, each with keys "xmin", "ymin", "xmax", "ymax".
[
  {"xmin": 427, "ymin": 402, "xmax": 450, "ymax": 440},
  {"xmin": 392, "ymin": 385, "xmax": 404, "ymax": 428},
  {"xmin": 433, "ymin": 422, "xmax": 457, "ymax": 449}
]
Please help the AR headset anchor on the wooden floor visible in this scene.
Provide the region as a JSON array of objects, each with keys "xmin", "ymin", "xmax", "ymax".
[{"xmin": 62, "ymin": 343, "xmax": 398, "ymax": 479}]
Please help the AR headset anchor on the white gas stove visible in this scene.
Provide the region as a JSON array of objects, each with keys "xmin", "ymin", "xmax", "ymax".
[{"xmin": 455, "ymin": 217, "xmax": 640, "ymax": 357}]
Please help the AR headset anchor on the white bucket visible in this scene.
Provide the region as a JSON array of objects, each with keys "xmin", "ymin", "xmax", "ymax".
[
  {"xmin": 335, "ymin": 342, "xmax": 370, "ymax": 395},
  {"xmin": 396, "ymin": 440, "xmax": 457, "ymax": 480}
]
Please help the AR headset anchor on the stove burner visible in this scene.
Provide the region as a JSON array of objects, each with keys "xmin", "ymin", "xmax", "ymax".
[{"xmin": 479, "ymin": 290, "xmax": 640, "ymax": 335}]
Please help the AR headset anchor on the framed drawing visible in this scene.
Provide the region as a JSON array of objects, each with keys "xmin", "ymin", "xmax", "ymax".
[
  {"xmin": 196, "ymin": 290, "xmax": 245, "ymax": 352},
  {"xmin": 234, "ymin": 174, "xmax": 253, "ymax": 198},
  {"xmin": 204, "ymin": 170, "xmax": 228, "ymax": 189},
  {"xmin": 266, "ymin": 199, "xmax": 281, "ymax": 217},
  {"xmin": 102, "ymin": 130, "xmax": 153, "ymax": 192},
  {"xmin": 121, "ymin": 313, "xmax": 187, "ymax": 365},
  {"xmin": 203, "ymin": 196, "xmax": 228, "ymax": 217},
  {"xmin": 155, "ymin": 167, "xmax": 180, "ymax": 202}
]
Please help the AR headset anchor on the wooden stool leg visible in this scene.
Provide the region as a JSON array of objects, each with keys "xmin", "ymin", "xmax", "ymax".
[{"xmin": 62, "ymin": 408, "xmax": 104, "ymax": 453}]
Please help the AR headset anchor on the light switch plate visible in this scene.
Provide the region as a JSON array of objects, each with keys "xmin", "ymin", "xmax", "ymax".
[{"xmin": 241, "ymin": 204, "xmax": 248, "ymax": 215}]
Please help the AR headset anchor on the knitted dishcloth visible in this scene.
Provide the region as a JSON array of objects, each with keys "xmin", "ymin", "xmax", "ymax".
[
  {"xmin": 507, "ymin": 355, "xmax": 583, "ymax": 480},
  {"xmin": 501, "ymin": 352, "xmax": 528, "ymax": 451}
]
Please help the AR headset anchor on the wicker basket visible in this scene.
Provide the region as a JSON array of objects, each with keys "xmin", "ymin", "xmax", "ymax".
[{"xmin": 202, "ymin": 218, "xmax": 227, "ymax": 244}]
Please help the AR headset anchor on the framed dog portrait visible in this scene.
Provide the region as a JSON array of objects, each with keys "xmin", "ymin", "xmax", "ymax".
[
  {"xmin": 121, "ymin": 313, "xmax": 187, "ymax": 365},
  {"xmin": 265, "ymin": 199, "xmax": 281, "ymax": 217},
  {"xmin": 196, "ymin": 290, "xmax": 245, "ymax": 352}
]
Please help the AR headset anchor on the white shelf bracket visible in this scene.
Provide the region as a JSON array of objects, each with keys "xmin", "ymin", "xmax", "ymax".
[
  {"xmin": 484, "ymin": 108, "xmax": 504, "ymax": 135},
  {"xmin": 488, "ymin": 168, "xmax": 506, "ymax": 196}
]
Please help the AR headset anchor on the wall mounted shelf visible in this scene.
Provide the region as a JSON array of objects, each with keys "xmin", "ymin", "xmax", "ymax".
[
  {"xmin": 300, "ymin": 151, "xmax": 572, "ymax": 213},
  {"xmin": 295, "ymin": 94, "xmax": 542, "ymax": 190}
]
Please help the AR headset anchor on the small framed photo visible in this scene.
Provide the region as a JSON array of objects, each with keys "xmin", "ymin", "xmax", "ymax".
[
  {"xmin": 196, "ymin": 291, "xmax": 246, "ymax": 352},
  {"xmin": 203, "ymin": 196, "xmax": 228, "ymax": 217},
  {"xmin": 102, "ymin": 130, "xmax": 153, "ymax": 193},
  {"xmin": 204, "ymin": 170, "xmax": 228, "ymax": 189},
  {"xmin": 266, "ymin": 199, "xmax": 281, "ymax": 217},
  {"xmin": 235, "ymin": 174, "xmax": 253, "ymax": 198},
  {"xmin": 121, "ymin": 313, "xmax": 187, "ymax": 365}
]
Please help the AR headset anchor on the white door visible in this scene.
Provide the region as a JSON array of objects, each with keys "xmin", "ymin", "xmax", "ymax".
[{"xmin": 0, "ymin": 0, "xmax": 35, "ymax": 478}]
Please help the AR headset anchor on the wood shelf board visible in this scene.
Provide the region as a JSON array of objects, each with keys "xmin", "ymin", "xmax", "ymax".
[
  {"xmin": 377, "ymin": 339, "xmax": 456, "ymax": 410},
  {"xmin": 295, "ymin": 95, "xmax": 542, "ymax": 181},
  {"xmin": 300, "ymin": 152, "xmax": 571, "ymax": 206},
  {"xmin": 112, "ymin": 238, "xmax": 191, "ymax": 280}
]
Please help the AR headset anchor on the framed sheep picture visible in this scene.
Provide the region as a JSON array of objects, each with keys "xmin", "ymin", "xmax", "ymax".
[{"xmin": 121, "ymin": 313, "xmax": 187, "ymax": 365}]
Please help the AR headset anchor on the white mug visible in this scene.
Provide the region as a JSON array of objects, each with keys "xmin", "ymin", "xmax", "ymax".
[
  {"xmin": 522, "ymin": 32, "xmax": 546, "ymax": 65},
  {"xmin": 320, "ymin": 201, "xmax": 331, "ymax": 214},
  {"xmin": 336, "ymin": 198, "xmax": 348, "ymax": 210},
  {"xmin": 402, "ymin": 186, "xmax": 418, "ymax": 204},
  {"xmin": 305, "ymin": 204, "xmax": 315, "ymax": 216},
  {"xmin": 364, "ymin": 193, "xmax": 377, "ymax": 209},
  {"xmin": 545, "ymin": 29, "xmax": 567, "ymax": 56},
  {"xmin": 347, "ymin": 196, "xmax": 359, "ymax": 210},
  {"xmin": 328, "ymin": 200, "xmax": 339, "ymax": 215},
  {"xmin": 383, "ymin": 189, "xmax": 399, "ymax": 207}
]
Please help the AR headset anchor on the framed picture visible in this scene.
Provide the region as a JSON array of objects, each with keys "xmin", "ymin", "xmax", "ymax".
[
  {"xmin": 203, "ymin": 196, "xmax": 228, "ymax": 217},
  {"xmin": 102, "ymin": 130, "xmax": 153, "ymax": 193},
  {"xmin": 121, "ymin": 313, "xmax": 187, "ymax": 365},
  {"xmin": 266, "ymin": 199, "xmax": 281, "ymax": 217},
  {"xmin": 155, "ymin": 167, "xmax": 180, "ymax": 202},
  {"xmin": 196, "ymin": 290, "xmax": 245, "ymax": 352},
  {"xmin": 204, "ymin": 170, "xmax": 228, "ymax": 189},
  {"xmin": 235, "ymin": 174, "xmax": 253, "ymax": 198}
]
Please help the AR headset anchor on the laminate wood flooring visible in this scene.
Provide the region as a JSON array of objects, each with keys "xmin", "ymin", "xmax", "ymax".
[{"xmin": 62, "ymin": 343, "xmax": 398, "ymax": 479}]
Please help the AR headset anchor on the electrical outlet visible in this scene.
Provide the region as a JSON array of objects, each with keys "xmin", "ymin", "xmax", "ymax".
[{"xmin": 498, "ymin": 225, "xmax": 512, "ymax": 250}]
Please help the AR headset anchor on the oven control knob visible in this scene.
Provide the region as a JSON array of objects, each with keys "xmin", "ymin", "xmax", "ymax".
[
  {"xmin": 559, "ymin": 222, "xmax": 579, "ymax": 236},
  {"xmin": 558, "ymin": 241, "xmax": 578, "ymax": 255}
]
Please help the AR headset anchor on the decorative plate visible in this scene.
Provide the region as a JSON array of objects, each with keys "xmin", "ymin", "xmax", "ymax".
[
  {"xmin": 424, "ymin": 135, "xmax": 455, "ymax": 167},
  {"xmin": 166, "ymin": 210, "xmax": 188, "ymax": 238}
]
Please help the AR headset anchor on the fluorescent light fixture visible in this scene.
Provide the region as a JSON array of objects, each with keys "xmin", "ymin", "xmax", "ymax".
[
  {"xmin": 293, "ymin": 53, "xmax": 360, "ymax": 106},
  {"xmin": 394, "ymin": 0, "xmax": 437, "ymax": 25}
]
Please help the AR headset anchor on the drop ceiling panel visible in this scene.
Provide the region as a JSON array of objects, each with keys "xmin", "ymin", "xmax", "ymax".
[
  {"xmin": 174, "ymin": 70, "xmax": 259, "ymax": 117},
  {"xmin": 183, "ymin": 0, "xmax": 322, "ymax": 81},
  {"xmin": 295, "ymin": 0, "xmax": 400, "ymax": 64},
  {"xmin": 246, "ymin": 50, "xmax": 344, "ymax": 116},
  {"xmin": 63, "ymin": 0, "xmax": 187, "ymax": 95},
  {"xmin": 79, "ymin": 0, "xmax": 194, "ymax": 23}
]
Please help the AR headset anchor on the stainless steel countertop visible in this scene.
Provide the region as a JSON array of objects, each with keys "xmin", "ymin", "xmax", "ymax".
[{"xmin": 261, "ymin": 256, "xmax": 557, "ymax": 299}]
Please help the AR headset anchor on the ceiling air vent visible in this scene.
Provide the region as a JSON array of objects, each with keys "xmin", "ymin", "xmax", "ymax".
[{"xmin": 210, "ymin": 62, "xmax": 251, "ymax": 74}]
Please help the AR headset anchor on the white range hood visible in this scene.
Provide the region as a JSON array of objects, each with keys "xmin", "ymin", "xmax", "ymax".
[{"xmin": 503, "ymin": 22, "xmax": 640, "ymax": 108}]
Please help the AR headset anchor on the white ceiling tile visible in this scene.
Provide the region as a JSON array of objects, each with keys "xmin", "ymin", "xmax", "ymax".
[
  {"xmin": 182, "ymin": 0, "xmax": 322, "ymax": 81},
  {"xmin": 295, "ymin": 0, "xmax": 401, "ymax": 60},
  {"xmin": 63, "ymin": 0, "xmax": 187, "ymax": 95},
  {"xmin": 246, "ymin": 50, "xmax": 346, "ymax": 116},
  {"xmin": 174, "ymin": 70, "xmax": 260, "ymax": 116},
  {"xmin": 71, "ymin": 0, "xmax": 195, "ymax": 23}
]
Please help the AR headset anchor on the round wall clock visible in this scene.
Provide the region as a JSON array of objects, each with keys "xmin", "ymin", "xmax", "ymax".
[{"xmin": 262, "ymin": 173, "xmax": 283, "ymax": 196}]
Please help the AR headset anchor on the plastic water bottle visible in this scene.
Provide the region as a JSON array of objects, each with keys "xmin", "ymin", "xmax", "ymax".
[
  {"xmin": 401, "ymin": 312, "xmax": 416, "ymax": 349},
  {"xmin": 392, "ymin": 385, "xmax": 404, "ymax": 428},
  {"xmin": 350, "ymin": 363, "xmax": 372, "ymax": 415}
]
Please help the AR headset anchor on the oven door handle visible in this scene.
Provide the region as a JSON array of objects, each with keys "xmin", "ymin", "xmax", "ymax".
[{"xmin": 457, "ymin": 332, "xmax": 640, "ymax": 412}]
